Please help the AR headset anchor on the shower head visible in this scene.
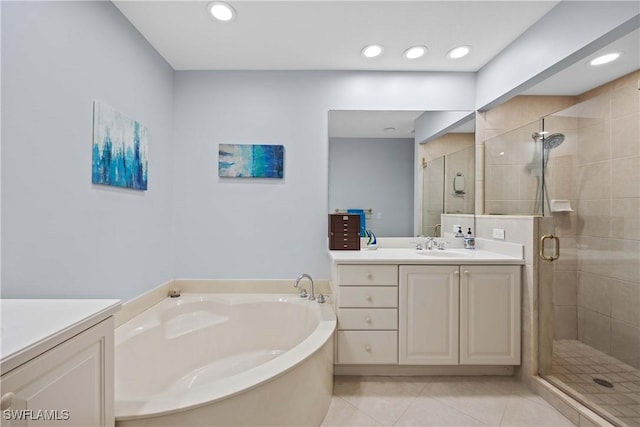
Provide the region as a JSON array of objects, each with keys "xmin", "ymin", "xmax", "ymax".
[{"xmin": 542, "ymin": 133, "xmax": 565, "ymax": 150}]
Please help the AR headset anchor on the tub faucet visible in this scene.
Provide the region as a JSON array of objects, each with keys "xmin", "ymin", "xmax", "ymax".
[{"xmin": 295, "ymin": 273, "xmax": 315, "ymax": 301}]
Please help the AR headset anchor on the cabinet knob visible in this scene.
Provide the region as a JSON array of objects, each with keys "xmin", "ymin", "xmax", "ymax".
[
  {"xmin": 364, "ymin": 345, "xmax": 371, "ymax": 352},
  {"xmin": 366, "ymin": 272, "xmax": 373, "ymax": 279},
  {"xmin": 454, "ymin": 270, "xmax": 459, "ymax": 276},
  {"xmin": 365, "ymin": 295, "xmax": 372, "ymax": 302},
  {"xmin": 1, "ymin": 392, "xmax": 15, "ymax": 410},
  {"xmin": 365, "ymin": 316, "xmax": 372, "ymax": 323},
  {"xmin": 463, "ymin": 270, "xmax": 469, "ymax": 275}
]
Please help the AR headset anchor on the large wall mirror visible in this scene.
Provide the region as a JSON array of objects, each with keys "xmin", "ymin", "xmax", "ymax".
[{"xmin": 328, "ymin": 110, "xmax": 475, "ymax": 238}]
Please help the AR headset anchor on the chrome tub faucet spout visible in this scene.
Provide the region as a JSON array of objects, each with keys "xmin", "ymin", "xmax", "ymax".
[{"xmin": 295, "ymin": 273, "xmax": 315, "ymax": 301}]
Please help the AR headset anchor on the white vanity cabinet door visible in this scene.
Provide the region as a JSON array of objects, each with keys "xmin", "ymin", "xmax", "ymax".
[
  {"xmin": 459, "ymin": 265, "xmax": 521, "ymax": 365},
  {"xmin": 399, "ymin": 265, "xmax": 459, "ymax": 365},
  {"xmin": 1, "ymin": 318, "xmax": 114, "ymax": 427}
]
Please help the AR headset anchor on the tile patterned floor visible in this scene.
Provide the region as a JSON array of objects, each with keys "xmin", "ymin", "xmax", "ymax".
[
  {"xmin": 549, "ymin": 339, "xmax": 640, "ymax": 427},
  {"xmin": 321, "ymin": 376, "xmax": 575, "ymax": 426}
]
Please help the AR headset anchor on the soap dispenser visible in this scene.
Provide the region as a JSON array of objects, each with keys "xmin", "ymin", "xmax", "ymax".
[
  {"xmin": 455, "ymin": 226, "xmax": 464, "ymax": 238},
  {"xmin": 464, "ymin": 228, "xmax": 475, "ymax": 249}
]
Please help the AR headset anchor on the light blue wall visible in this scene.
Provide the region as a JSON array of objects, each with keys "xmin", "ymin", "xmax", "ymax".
[
  {"xmin": 1, "ymin": 1, "xmax": 175, "ymax": 299},
  {"xmin": 329, "ymin": 137, "xmax": 414, "ymax": 237},
  {"xmin": 171, "ymin": 71, "xmax": 475, "ymax": 279}
]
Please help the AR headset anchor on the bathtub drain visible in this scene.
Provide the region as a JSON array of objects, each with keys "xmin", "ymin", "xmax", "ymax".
[{"xmin": 593, "ymin": 378, "xmax": 614, "ymax": 388}]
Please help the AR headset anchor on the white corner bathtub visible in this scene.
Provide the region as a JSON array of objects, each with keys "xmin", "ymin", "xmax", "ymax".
[{"xmin": 114, "ymin": 294, "xmax": 336, "ymax": 427}]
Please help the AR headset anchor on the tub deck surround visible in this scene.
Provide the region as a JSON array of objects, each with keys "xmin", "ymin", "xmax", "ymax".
[
  {"xmin": 0, "ymin": 299, "xmax": 121, "ymax": 373},
  {"xmin": 115, "ymin": 279, "xmax": 332, "ymax": 327},
  {"xmin": 115, "ymin": 293, "xmax": 336, "ymax": 426}
]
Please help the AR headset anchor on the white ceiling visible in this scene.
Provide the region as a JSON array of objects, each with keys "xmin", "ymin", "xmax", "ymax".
[
  {"xmin": 115, "ymin": 1, "xmax": 638, "ymax": 137},
  {"xmin": 114, "ymin": 1, "xmax": 559, "ymax": 72}
]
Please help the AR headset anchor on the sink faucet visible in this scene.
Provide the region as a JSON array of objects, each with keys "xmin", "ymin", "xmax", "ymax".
[
  {"xmin": 295, "ymin": 273, "xmax": 315, "ymax": 301},
  {"xmin": 425, "ymin": 236, "xmax": 435, "ymax": 250}
]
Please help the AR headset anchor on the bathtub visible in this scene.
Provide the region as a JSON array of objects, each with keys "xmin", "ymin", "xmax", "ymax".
[{"xmin": 114, "ymin": 293, "xmax": 336, "ymax": 426}]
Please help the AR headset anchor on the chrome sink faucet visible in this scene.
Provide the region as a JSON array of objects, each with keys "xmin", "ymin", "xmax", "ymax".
[
  {"xmin": 425, "ymin": 236, "xmax": 435, "ymax": 250},
  {"xmin": 295, "ymin": 273, "xmax": 315, "ymax": 301}
]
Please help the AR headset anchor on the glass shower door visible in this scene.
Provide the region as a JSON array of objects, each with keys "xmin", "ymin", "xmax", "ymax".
[{"xmin": 538, "ymin": 93, "xmax": 640, "ymax": 427}]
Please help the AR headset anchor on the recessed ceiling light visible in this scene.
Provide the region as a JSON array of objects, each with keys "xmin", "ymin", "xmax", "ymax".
[
  {"xmin": 589, "ymin": 52, "xmax": 621, "ymax": 66},
  {"xmin": 362, "ymin": 44, "xmax": 383, "ymax": 59},
  {"xmin": 447, "ymin": 45, "xmax": 471, "ymax": 59},
  {"xmin": 208, "ymin": 2, "xmax": 236, "ymax": 22},
  {"xmin": 403, "ymin": 46, "xmax": 427, "ymax": 60},
  {"xmin": 383, "ymin": 127, "xmax": 396, "ymax": 132}
]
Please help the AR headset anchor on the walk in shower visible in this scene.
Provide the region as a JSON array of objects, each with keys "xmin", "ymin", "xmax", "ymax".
[{"xmin": 484, "ymin": 72, "xmax": 640, "ymax": 426}]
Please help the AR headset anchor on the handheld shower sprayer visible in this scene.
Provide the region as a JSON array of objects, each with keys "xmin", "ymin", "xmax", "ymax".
[{"xmin": 530, "ymin": 131, "xmax": 565, "ymax": 215}]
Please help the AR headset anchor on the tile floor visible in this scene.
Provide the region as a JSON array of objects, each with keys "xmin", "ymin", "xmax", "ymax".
[
  {"xmin": 549, "ymin": 339, "xmax": 640, "ymax": 427},
  {"xmin": 321, "ymin": 375, "xmax": 575, "ymax": 426}
]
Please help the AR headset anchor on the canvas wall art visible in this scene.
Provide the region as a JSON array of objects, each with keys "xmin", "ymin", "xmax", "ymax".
[
  {"xmin": 92, "ymin": 101, "xmax": 148, "ymax": 190},
  {"xmin": 218, "ymin": 144, "xmax": 284, "ymax": 178}
]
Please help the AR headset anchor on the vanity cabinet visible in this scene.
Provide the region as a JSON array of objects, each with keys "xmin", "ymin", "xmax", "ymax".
[
  {"xmin": 1, "ymin": 318, "xmax": 114, "ymax": 427},
  {"xmin": 334, "ymin": 265, "xmax": 399, "ymax": 364},
  {"xmin": 1, "ymin": 300, "xmax": 119, "ymax": 427},
  {"xmin": 399, "ymin": 265, "xmax": 521, "ymax": 365}
]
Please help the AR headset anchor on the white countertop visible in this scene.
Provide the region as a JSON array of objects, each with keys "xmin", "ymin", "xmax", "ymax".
[
  {"xmin": 329, "ymin": 247, "xmax": 524, "ymax": 265},
  {"xmin": 1, "ymin": 299, "xmax": 121, "ymax": 373}
]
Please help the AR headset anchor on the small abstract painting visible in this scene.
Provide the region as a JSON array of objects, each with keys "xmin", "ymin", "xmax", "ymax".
[
  {"xmin": 218, "ymin": 144, "xmax": 284, "ymax": 178},
  {"xmin": 92, "ymin": 101, "xmax": 148, "ymax": 190}
]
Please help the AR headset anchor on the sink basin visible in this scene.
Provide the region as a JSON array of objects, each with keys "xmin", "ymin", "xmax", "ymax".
[{"xmin": 415, "ymin": 249, "xmax": 473, "ymax": 258}]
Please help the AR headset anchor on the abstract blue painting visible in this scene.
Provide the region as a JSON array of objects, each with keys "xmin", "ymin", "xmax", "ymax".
[
  {"xmin": 92, "ymin": 101, "xmax": 148, "ymax": 190},
  {"xmin": 218, "ymin": 144, "xmax": 284, "ymax": 178}
]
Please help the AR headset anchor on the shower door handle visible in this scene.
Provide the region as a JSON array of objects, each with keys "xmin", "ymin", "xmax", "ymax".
[{"xmin": 539, "ymin": 234, "xmax": 560, "ymax": 262}]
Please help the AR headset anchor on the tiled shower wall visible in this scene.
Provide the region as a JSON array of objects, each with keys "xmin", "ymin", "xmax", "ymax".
[
  {"xmin": 489, "ymin": 71, "xmax": 640, "ymax": 368},
  {"xmin": 476, "ymin": 95, "xmax": 578, "ymax": 215},
  {"xmin": 572, "ymin": 70, "xmax": 640, "ymax": 369}
]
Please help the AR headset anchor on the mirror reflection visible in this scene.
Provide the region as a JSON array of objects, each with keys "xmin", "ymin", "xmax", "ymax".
[
  {"xmin": 421, "ymin": 142, "xmax": 475, "ymax": 237},
  {"xmin": 328, "ymin": 110, "xmax": 475, "ymax": 238}
]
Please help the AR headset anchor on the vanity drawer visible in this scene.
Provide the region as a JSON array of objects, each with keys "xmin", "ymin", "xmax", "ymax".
[
  {"xmin": 339, "ymin": 286, "xmax": 398, "ymax": 308},
  {"xmin": 337, "ymin": 331, "xmax": 398, "ymax": 364},
  {"xmin": 338, "ymin": 308, "xmax": 398, "ymax": 330},
  {"xmin": 337, "ymin": 265, "xmax": 398, "ymax": 286}
]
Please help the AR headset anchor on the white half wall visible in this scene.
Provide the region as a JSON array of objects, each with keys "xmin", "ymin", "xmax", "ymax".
[{"xmin": 1, "ymin": 1, "xmax": 175, "ymax": 299}]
